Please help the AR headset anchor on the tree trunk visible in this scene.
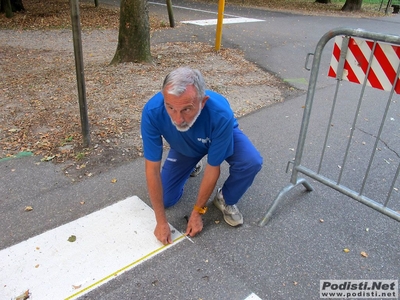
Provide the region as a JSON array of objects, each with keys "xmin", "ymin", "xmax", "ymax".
[
  {"xmin": 11, "ymin": 0, "xmax": 24, "ymax": 11},
  {"xmin": 1, "ymin": 0, "xmax": 13, "ymax": 17},
  {"xmin": 315, "ymin": 0, "xmax": 331, "ymax": 3},
  {"xmin": 341, "ymin": 0, "xmax": 363, "ymax": 11},
  {"xmin": 111, "ymin": 0, "xmax": 151, "ymax": 64}
]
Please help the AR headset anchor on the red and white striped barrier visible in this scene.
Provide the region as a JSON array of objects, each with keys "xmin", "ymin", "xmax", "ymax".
[{"xmin": 328, "ymin": 36, "xmax": 400, "ymax": 93}]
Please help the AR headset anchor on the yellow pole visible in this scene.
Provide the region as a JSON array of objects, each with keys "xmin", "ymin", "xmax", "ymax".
[{"xmin": 215, "ymin": 0, "xmax": 225, "ymax": 51}]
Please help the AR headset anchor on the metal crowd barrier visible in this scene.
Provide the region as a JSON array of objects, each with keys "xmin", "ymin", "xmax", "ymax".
[{"xmin": 259, "ymin": 27, "xmax": 400, "ymax": 226}]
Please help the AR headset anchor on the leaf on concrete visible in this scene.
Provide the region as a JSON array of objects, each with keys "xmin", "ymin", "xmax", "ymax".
[
  {"xmin": 68, "ymin": 235, "xmax": 77, "ymax": 242},
  {"xmin": 15, "ymin": 290, "xmax": 30, "ymax": 300}
]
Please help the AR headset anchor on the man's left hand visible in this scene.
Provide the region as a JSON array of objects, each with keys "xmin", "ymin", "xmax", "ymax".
[{"xmin": 185, "ymin": 211, "xmax": 203, "ymax": 237}]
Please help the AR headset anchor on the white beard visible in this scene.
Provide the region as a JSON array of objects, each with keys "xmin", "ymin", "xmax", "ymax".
[{"xmin": 171, "ymin": 102, "xmax": 202, "ymax": 132}]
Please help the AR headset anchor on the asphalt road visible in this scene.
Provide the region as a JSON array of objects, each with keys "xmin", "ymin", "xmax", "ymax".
[{"xmin": 1, "ymin": 1, "xmax": 399, "ymax": 299}]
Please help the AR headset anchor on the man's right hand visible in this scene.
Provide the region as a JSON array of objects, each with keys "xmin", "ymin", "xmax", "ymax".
[{"xmin": 154, "ymin": 222, "xmax": 172, "ymax": 245}]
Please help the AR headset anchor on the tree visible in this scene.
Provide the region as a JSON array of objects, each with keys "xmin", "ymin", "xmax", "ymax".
[
  {"xmin": 341, "ymin": 0, "xmax": 363, "ymax": 11},
  {"xmin": 0, "ymin": 0, "xmax": 12, "ymax": 17},
  {"xmin": 0, "ymin": 0, "xmax": 24, "ymax": 17},
  {"xmin": 111, "ymin": 0, "xmax": 151, "ymax": 64}
]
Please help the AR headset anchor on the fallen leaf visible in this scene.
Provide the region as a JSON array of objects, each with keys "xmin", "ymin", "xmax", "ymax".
[
  {"xmin": 343, "ymin": 248, "xmax": 350, "ymax": 253},
  {"xmin": 215, "ymin": 220, "xmax": 220, "ymax": 224},
  {"xmin": 75, "ymin": 163, "xmax": 86, "ymax": 170},
  {"xmin": 151, "ymin": 280, "xmax": 158, "ymax": 286},
  {"xmin": 361, "ymin": 251, "xmax": 368, "ymax": 258},
  {"xmin": 41, "ymin": 155, "xmax": 55, "ymax": 162},
  {"xmin": 15, "ymin": 290, "xmax": 30, "ymax": 300},
  {"xmin": 80, "ymin": 201, "xmax": 85, "ymax": 205},
  {"xmin": 293, "ymin": 281, "xmax": 298, "ymax": 285},
  {"xmin": 68, "ymin": 235, "xmax": 77, "ymax": 242},
  {"xmin": 35, "ymin": 264, "xmax": 39, "ymax": 268},
  {"xmin": 111, "ymin": 178, "xmax": 117, "ymax": 183},
  {"xmin": 25, "ymin": 206, "xmax": 33, "ymax": 212},
  {"xmin": 319, "ymin": 219, "xmax": 324, "ymax": 223},
  {"xmin": 72, "ymin": 284, "xmax": 82, "ymax": 290}
]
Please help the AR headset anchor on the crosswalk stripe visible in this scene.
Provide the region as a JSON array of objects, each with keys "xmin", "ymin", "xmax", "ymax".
[
  {"xmin": 0, "ymin": 196, "xmax": 183, "ymax": 300},
  {"xmin": 181, "ymin": 17, "xmax": 265, "ymax": 26}
]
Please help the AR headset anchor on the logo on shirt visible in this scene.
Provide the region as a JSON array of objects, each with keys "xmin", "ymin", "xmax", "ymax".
[{"xmin": 197, "ymin": 137, "xmax": 211, "ymax": 145}]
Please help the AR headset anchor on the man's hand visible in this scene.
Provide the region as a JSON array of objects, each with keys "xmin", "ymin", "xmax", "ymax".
[
  {"xmin": 185, "ymin": 211, "xmax": 203, "ymax": 237},
  {"xmin": 154, "ymin": 222, "xmax": 172, "ymax": 245}
]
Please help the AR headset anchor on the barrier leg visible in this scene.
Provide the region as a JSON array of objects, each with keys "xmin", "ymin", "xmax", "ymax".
[{"xmin": 258, "ymin": 178, "xmax": 314, "ymax": 226}]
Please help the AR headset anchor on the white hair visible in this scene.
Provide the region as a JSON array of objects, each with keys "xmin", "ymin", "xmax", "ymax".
[{"xmin": 162, "ymin": 67, "xmax": 206, "ymax": 100}]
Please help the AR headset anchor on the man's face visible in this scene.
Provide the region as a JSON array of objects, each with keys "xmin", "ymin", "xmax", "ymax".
[{"xmin": 164, "ymin": 85, "xmax": 208, "ymax": 132}]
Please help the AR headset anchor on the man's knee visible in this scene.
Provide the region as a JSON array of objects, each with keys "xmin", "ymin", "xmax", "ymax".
[
  {"xmin": 249, "ymin": 153, "xmax": 263, "ymax": 174},
  {"xmin": 232, "ymin": 153, "xmax": 263, "ymax": 174}
]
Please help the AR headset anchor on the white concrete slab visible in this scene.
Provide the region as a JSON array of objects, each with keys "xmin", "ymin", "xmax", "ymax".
[
  {"xmin": 244, "ymin": 292, "xmax": 263, "ymax": 300},
  {"xmin": 181, "ymin": 17, "xmax": 265, "ymax": 26},
  {"xmin": 0, "ymin": 196, "xmax": 184, "ymax": 300}
]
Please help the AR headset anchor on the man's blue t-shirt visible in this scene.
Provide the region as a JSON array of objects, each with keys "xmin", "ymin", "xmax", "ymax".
[{"xmin": 141, "ymin": 90, "xmax": 238, "ymax": 166}]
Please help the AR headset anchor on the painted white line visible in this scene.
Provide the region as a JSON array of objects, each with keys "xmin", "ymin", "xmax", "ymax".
[
  {"xmin": 149, "ymin": 1, "xmax": 265, "ymax": 26},
  {"xmin": 244, "ymin": 292, "xmax": 263, "ymax": 300},
  {"xmin": 181, "ymin": 17, "xmax": 265, "ymax": 26},
  {"xmin": 0, "ymin": 196, "xmax": 184, "ymax": 300}
]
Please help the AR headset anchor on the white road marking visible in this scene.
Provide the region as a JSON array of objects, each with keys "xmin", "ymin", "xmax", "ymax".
[
  {"xmin": 244, "ymin": 292, "xmax": 263, "ymax": 300},
  {"xmin": 149, "ymin": 1, "xmax": 265, "ymax": 26},
  {"xmin": 181, "ymin": 17, "xmax": 265, "ymax": 26},
  {"xmin": 0, "ymin": 196, "xmax": 184, "ymax": 300}
]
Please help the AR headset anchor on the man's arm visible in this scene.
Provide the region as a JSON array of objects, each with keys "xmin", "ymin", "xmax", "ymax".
[
  {"xmin": 186, "ymin": 163, "xmax": 220, "ymax": 237},
  {"xmin": 145, "ymin": 159, "xmax": 172, "ymax": 245}
]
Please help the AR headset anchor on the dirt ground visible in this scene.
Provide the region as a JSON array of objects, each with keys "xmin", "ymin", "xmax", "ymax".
[{"xmin": 1, "ymin": 0, "xmax": 380, "ymax": 180}]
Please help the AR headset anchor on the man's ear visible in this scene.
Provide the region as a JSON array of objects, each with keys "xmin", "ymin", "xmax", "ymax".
[{"xmin": 201, "ymin": 96, "xmax": 210, "ymax": 108}]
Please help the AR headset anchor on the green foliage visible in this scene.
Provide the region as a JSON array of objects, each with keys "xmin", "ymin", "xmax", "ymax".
[{"xmin": 75, "ymin": 152, "xmax": 86, "ymax": 160}]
